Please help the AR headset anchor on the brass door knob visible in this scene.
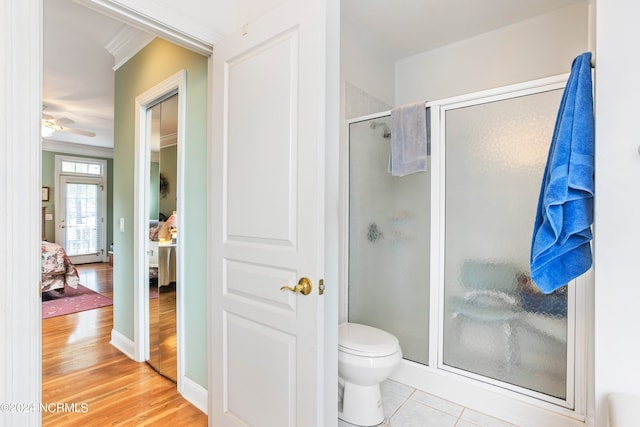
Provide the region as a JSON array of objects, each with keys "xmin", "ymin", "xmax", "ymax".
[{"xmin": 280, "ymin": 277, "xmax": 312, "ymax": 295}]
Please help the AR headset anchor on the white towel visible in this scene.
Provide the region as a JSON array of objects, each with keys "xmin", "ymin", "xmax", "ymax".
[{"xmin": 388, "ymin": 102, "xmax": 428, "ymax": 176}]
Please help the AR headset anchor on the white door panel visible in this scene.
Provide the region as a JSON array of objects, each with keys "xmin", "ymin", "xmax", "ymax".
[
  {"xmin": 210, "ymin": 0, "xmax": 326, "ymax": 425},
  {"xmin": 225, "ymin": 313, "xmax": 295, "ymax": 426},
  {"xmin": 225, "ymin": 30, "xmax": 297, "ymax": 243},
  {"xmin": 224, "ymin": 260, "xmax": 299, "ymax": 314}
]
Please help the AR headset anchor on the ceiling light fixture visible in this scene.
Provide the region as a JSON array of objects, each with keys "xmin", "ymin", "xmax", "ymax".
[{"xmin": 41, "ymin": 122, "xmax": 56, "ymax": 137}]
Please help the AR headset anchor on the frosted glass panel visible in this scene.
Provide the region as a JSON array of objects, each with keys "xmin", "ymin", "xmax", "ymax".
[
  {"xmin": 348, "ymin": 116, "xmax": 430, "ymax": 365},
  {"xmin": 443, "ymin": 89, "xmax": 568, "ymax": 399}
]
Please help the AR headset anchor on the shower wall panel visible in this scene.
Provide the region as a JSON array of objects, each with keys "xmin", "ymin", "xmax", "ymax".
[{"xmin": 348, "ymin": 116, "xmax": 430, "ymax": 365}]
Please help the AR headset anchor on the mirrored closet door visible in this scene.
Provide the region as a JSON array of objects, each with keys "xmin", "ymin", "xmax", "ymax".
[{"xmin": 148, "ymin": 94, "xmax": 178, "ymax": 381}]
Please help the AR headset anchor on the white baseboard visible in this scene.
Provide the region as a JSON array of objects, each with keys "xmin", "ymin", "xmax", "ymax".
[
  {"xmin": 110, "ymin": 329, "xmax": 139, "ymax": 361},
  {"xmin": 180, "ymin": 376, "xmax": 208, "ymax": 415}
]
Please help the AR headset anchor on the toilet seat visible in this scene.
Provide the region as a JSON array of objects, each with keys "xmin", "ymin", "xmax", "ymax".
[{"xmin": 338, "ymin": 322, "xmax": 399, "ymax": 357}]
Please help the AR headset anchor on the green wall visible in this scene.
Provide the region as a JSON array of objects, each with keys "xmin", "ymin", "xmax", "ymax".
[
  {"xmin": 113, "ymin": 38, "xmax": 208, "ymax": 389},
  {"xmin": 159, "ymin": 145, "xmax": 178, "ymax": 217},
  {"xmin": 41, "ymin": 151, "xmax": 114, "ymax": 248},
  {"xmin": 150, "ymin": 161, "xmax": 160, "ymax": 220}
]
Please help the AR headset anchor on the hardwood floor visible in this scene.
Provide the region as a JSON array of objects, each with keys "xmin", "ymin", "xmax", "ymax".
[
  {"xmin": 149, "ymin": 283, "xmax": 178, "ymax": 381},
  {"xmin": 42, "ymin": 263, "xmax": 207, "ymax": 426}
]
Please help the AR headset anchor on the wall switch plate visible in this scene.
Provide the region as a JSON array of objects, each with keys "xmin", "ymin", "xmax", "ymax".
[{"xmin": 120, "ymin": 217, "xmax": 125, "ymax": 232}]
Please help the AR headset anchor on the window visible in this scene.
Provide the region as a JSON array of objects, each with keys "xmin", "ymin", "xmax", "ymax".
[{"xmin": 61, "ymin": 159, "xmax": 103, "ymax": 176}]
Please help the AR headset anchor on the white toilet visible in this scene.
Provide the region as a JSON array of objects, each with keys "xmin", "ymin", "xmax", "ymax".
[{"xmin": 338, "ymin": 322, "xmax": 402, "ymax": 426}]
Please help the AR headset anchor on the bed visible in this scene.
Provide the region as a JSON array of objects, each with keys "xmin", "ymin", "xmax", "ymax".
[{"xmin": 41, "ymin": 241, "xmax": 79, "ymax": 293}]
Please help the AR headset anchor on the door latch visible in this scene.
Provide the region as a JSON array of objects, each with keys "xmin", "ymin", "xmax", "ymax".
[{"xmin": 280, "ymin": 277, "xmax": 312, "ymax": 295}]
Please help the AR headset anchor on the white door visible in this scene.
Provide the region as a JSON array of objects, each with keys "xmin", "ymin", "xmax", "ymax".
[
  {"xmin": 210, "ymin": 1, "xmax": 329, "ymax": 425},
  {"xmin": 57, "ymin": 176, "xmax": 105, "ymax": 264}
]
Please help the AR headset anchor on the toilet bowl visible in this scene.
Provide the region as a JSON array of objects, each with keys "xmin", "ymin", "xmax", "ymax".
[{"xmin": 338, "ymin": 322, "xmax": 402, "ymax": 426}]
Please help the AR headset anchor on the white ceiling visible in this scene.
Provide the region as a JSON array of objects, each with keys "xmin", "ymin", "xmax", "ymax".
[
  {"xmin": 43, "ymin": 0, "xmax": 586, "ymax": 149},
  {"xmin": 342, "ymin": 0, "xmax": 586, "ymax": 60},
  {"xmin": 43, "ymin": 0, "xmax": 129, "ymax": 148}
]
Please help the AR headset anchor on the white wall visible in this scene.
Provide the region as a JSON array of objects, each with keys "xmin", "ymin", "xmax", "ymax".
[
  {"xmin": 395, "ymin": 3, "xmax": 588, "ymax": 105},
  {"xmin": 594, "ymin": 0, "xmax": 640, "ymax": 425},
  {"xmin": 341, "ymin": 18, "xmax": 395, "ymax": 109}
]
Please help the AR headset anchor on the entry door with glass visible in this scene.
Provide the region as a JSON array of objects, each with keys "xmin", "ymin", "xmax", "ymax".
[{"xmin": 55, "ymin": 156, "xmax": 107, "ymax": 264}]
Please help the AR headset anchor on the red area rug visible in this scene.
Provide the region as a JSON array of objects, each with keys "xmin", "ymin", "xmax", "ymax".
[{"xmin": 42, "ymin": 285, "xmax": 113, "ymax": 319}]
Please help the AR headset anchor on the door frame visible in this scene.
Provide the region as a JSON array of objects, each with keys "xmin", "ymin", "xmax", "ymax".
[
  {"xmin": 5, "ymin": 0, "xmax": 338, "ymax": 425},
  {"xmin": 2, "ymin": 0, "xmax": 44, "ymax": 423},
  {"xmin": 132, "ymin": 71, "xmax": 186, "ymax": 390},
  {"xmin": 54, "ymin": 155, "xmax": 108, "ymax": 264},
  {"xmin": 434, "ymin": 77, "xmax": 580, "ymax": 410}
]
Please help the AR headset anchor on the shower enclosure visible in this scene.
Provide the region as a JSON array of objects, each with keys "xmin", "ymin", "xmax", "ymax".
[{"xmin": 345, "ymin": 75, "xmax": 586, "ymax": 414}]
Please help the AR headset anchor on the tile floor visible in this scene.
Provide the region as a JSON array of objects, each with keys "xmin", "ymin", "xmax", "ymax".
[{"xmin": 339, "ymin": 380, "xmax": 519, "ymax": 427}]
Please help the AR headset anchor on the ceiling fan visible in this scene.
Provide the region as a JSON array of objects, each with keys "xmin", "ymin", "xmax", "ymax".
[{"xmin": 41, "ymin": 106, "xmax": 96, "ymax": 138}]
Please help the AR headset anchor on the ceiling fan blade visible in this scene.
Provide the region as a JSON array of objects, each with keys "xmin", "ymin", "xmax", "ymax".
[
  {"xmin": 60, "ymin": 126, "xmax": 96, "ymax": 137},
  {"xmin": 42, "ymin": 104, "xmax": 95, "ymax": 138},
  {"xmin": 55, "ymin": 117, "xmax": 75, "ymax": 126}
]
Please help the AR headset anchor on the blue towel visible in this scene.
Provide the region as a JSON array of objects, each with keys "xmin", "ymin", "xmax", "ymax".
[
  {"xmin": 530, "ymin": 52, "xmax": 594, "ymax": 293},
  {"xmin": 389, "ymin": 103, "xmax": 429, "ymax": 176}
]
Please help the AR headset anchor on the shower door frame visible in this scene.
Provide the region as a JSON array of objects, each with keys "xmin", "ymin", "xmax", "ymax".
[
  {"xmin": 431, "ymin": 74, "xmax": 588, "ymax": 414},
  {"xmin": 342, "ymin": 74, "xmax": 592, "ymax": 426}
]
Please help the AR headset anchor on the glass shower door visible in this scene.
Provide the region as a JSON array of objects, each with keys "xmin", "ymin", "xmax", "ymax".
[{"xmin": 441, "ymin": 88, "xmax": 573, "ymax": 403}]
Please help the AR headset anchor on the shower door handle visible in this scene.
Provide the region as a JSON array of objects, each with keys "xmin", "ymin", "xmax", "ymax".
[{"xmin": 280, "ymin": 277, "xmax": 312, "ymax": 295}]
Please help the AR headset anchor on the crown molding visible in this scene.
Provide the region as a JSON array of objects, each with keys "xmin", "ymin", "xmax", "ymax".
[
  {"xmin": 160, "ymin": 131, "xmax": 177, "ymax": 147},
  {"xmin": 105, "ymin": 25, "xmax": 155, "ymax": 70},
  {"xmin": 42, "ymin": 139, "xmax": 114, "ymax": 159},
  {"xmin": 74, "ymin": 0, "xmax": 214, "ymax": 56}
]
